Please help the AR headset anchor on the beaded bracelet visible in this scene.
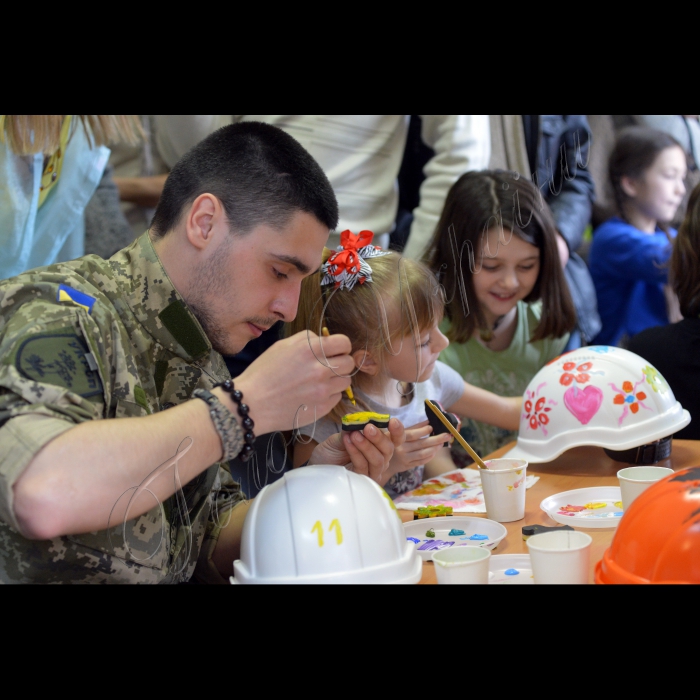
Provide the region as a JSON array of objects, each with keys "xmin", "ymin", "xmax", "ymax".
[
  {"xmin": 192, "ymin": 389, "xmax": 245, "ymax": 462},
  {"xmin": 214, "ymin": 379, "xmax": 256, "ymax": 462}
]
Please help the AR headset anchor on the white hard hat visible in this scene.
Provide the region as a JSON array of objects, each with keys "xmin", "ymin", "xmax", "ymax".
[
  {"xmin": 231, "ymin": 465, "xmax": 422, "ymax": 584},
  {"xmin": 506, "ymin": 346, "xmax": 690, "ymax": 463}
]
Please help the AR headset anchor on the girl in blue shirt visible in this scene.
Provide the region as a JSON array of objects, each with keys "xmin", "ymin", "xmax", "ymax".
[{"xmin": 589, "ymin": 127, "xmax": 688, "ymax": 346}]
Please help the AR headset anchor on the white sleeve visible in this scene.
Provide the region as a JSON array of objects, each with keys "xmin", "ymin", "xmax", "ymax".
[
  {"xmin": 153, "ymin": 116, "xmax": 233, "ymax": 168},
  {"xmin": 434, "ymin": 360, "xmax": 468, "ymax": 409},
  {"xmin": 402, "ymin": 115, "xmax": 491, "ymax": 260}
]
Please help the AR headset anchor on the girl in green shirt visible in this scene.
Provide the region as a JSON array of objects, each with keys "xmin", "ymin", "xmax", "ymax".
[{"xmin": 424, "ymin": 170, "xmax": 577, "ymax": 461}]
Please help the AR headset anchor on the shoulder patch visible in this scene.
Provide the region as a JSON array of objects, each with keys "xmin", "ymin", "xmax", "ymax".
[
  {"xmin": 56, "ymin": 284, "xmax": 96, "ymax": 314},
  {"xmin": 15, "ymin": 332, "xmax": 104, "ymax": 398}
]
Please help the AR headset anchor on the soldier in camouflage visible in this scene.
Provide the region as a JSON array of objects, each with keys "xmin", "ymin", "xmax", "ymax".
[{"xmin": 0, "ymin": 122, "xmax": 404, "ymax": 584}]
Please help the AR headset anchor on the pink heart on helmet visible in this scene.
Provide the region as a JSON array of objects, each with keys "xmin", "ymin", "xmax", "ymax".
[{"xmin": 563, "ymin": 385, "xmax": 603, "ymax": 425}]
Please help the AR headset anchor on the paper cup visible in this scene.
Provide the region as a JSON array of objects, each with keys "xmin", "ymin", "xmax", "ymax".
[
  {"xmin": 432, "ymin": 546, "xmax": 491, "ymax": 584},
  {"xmin": 617, "ymin": 466, "xmax": 674, "ymax": 510},
  {"xmin": 479, "ymin": 458, "xmax": 528, "ymax": 522},
  {"xmin": 526, "ymin": 530, "xmax": 592, "ymax": 584}
]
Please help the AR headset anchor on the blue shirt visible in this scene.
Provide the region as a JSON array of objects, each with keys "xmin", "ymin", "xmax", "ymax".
[{"xmin": 589, "ymin": 217, "xmax": 675, "ymax": 346}]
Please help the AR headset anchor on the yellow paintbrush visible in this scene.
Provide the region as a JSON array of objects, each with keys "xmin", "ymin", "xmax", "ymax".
[
  {"xmin": 322, "ymin": 327, "xmax": 356, "ymax": 406},
  {"xmin": 424, "ymin": 398, "xmax": 487, "ymax": 469}
]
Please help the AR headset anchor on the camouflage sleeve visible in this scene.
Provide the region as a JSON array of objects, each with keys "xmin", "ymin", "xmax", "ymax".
[
  {"xmin": 0, "ymin": 304, "xmax": 106, "ymax": 530},
  {"xmin": 191, "ymin": 465, "xmax": 247, "ymax": 585}
]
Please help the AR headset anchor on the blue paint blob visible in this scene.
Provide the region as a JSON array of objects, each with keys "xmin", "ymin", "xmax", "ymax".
[
  {"xmin": 448, "ymin": 529, "xmax": 465, "ymax": 536},
  {"xmin": 469, "ymin": 533, "xmax": 489, "ymax": 540},
  {"xmin": 613, "ymin": 512, "xmax": 624, "ymax": 517},
  {"xmin": 625, "ymin": 395, "xmax": 634, "ymax": 404},
  {"xmin": 504, "ymin": 568, "xmax": 520, "ymax": 576},
  {"xmin": 406, "ymin": 537, "xmax": 420, "ymax": 543}
]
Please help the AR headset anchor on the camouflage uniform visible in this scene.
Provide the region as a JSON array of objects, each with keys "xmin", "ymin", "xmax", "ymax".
[{"xmin": 0, "ymin": 233, "xmax": 244, "ymax": 584}]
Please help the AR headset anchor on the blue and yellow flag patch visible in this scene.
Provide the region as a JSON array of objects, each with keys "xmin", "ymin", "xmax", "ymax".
[{"xmin": 57, "ymin": 284, "xmax": 96, "ymax": 314}]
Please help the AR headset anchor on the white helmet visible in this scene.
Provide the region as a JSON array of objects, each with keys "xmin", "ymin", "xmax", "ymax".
[
  {"xmin": 232, "ymin": 465, "xmax": 422, "ymax": 584},
  {"xmin": 507, "ymin": 346, "xmax": 690, "ymax": 463}
]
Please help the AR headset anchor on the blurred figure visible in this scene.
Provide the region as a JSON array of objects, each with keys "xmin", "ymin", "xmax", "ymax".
[
  {"xmin": 628, "ymin": 181, "xmax": 700, "ymax": 439},
  {"xmin": 0, "ymin": 115, "xmax": 142, "ymax": 279},
  {"xmin": 589, "ymin": 127, "xmax": 687, "ymax": 347}
]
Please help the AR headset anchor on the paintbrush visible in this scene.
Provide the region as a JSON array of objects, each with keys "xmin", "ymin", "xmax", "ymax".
[
  {"xmin": 424, "ymin": 398, "xmax": 487, "ymax": 469},
  {"xmin": 322, "ymin": 327, "xmax": 356, "ymax": 406}
]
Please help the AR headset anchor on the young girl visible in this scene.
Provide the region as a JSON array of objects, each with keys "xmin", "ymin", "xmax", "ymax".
[
  {"xmin": 424, "ymin": 170, "xmax": 576, "ymax": 463},
  {"xmin": 290, "ymin": 230, "xmax": 522, "ymax": 499},
  {"xmin": 589, "ymin": 126, "xmax": 688, "ymax": 347},
  {"xmin": 628, "ymin": 180, "xmax": 700, "ymax": 439}
]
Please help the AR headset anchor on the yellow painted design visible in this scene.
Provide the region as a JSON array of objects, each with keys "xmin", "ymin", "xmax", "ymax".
[
  {"xmin": 341, "ymin": 411, "xmax": 390, "ymax": 426},
  {"xmin": 381, "ymin": 489, "xmax": 401, "ymax": 521},
  {"xmin": 329, "ymin": 519, "xmax": 343, "ymax": 545},
  {"xmin": 516, "ymin": 469, "xmax": 523, "ymax": 475},
  {"xmin": 614, "ymin": 501, "xmax": 623, "ymax": 509},
  {"xmin": 507, "ymin": 485, "xmax": 514, "ymax": 491},
  {"xmin": 584, "ymin": 501, "xmax": 606, "ymax": 510},
  {"xmin": 311, "ymin": 520, "xmax": 324, "ymax": 547}
]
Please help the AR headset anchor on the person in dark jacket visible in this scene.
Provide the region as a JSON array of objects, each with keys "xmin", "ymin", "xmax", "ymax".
[{"xmin": 521, "ymin": 115, "xmax": 602, "ymax": 349}]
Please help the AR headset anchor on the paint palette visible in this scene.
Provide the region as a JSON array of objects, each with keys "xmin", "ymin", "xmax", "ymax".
[
  {"xmin": 489, "ymin": 554, "xmax": 534, "ymax": 585},
  {"xmin": 403, "ymin": 516, "xmax": 507, "ymax": 562},
  {"xmin": 540, "ymin": 486, "xmax": 624, "ymax": 529}
]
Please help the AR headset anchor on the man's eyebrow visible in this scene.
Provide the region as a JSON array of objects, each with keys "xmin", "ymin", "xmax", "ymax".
[{"xmin": 271, "ymin": 254, "xmax": 312, "ymax": 275}]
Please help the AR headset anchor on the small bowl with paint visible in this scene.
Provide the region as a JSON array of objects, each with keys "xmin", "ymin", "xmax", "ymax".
[{"xmin": 403, "ymin": 516, "xmax": 507, "ymax": 561}]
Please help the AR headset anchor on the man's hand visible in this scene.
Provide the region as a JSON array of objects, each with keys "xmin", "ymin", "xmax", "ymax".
[
  {"xmin": 388, "ymin": 420, "xmax": 451, "ymax": 476},
  {"xmin": 308, "ymin": 418, "xmax": 405, "ymax": 486},
  {"xmin": 233, "ymin": 330, "xmax": 355, "ymax": 435}
]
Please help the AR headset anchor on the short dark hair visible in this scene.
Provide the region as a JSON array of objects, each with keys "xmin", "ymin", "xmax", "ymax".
[
  {"xmin": 424, "ymin": 169, "xmax": 576, "ymax": 343},
  {"xmin": 150, "ymin": 121, "xmax": 338, "ymax": 237},
  {"xmin": 609, "ymin": 126, "xmax": 685, "ymax": 230}
]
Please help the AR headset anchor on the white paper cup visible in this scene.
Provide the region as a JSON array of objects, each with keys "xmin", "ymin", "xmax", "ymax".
[
  {"xmin": 432, "ymin": 546, "xmax": 491, "ymax": 584},
  {"xmin": 617, "ymin": 466, "xmax": 674, "ymax": 510},
  {"xmin": 526, "ymin": 530, "xmax": 592, "ymax": 584},
  {"xmin": 479, "ymin": 458, "xmax": 528, "ymax": 522}
]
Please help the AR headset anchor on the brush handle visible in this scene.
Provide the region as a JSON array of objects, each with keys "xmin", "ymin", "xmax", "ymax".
[
  {"xmin": 424, "ymin": 399, "xmax": 487, "ymax": 469},
  {"xmin": 322, "ymin": 327, "xmax": 356, "ymax": 406}
]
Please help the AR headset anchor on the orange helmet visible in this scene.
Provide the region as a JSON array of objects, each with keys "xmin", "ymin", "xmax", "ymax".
[{"xmin": 595, "ymin": 466, "xmax": 700, "ymax": 584}]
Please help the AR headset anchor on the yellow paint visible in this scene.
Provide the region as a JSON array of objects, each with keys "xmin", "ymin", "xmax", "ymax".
[
  {"xmin": 614, "ymin": 501, "xmax": 623, "ymax": 509},
  {"xmin": 516, "ymin": 469, "xmax": 523, "ymax": 475},
  {"xmin": 311, "ymin": 520, "xmax": 324, "ymax": 547},
  {"xmin": 584, "ymin": 501, "xmax": 606, "ymax": 510},
  {"xmin": 329, "ymin": 519, "xmax": 343, "ymax": 545}
]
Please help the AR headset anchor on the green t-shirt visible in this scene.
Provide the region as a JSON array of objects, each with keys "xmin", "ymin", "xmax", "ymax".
[{"xmin": 439, "ymin": 300, "xmax": 569, "ymax": 462}]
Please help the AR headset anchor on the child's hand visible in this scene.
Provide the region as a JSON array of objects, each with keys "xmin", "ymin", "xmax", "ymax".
[
  {"xmin": 309, "ymin": 418, "xmax": 405, "ymax": 486},
  {"xmin": 387, "ymin": 420, "xmax": 452, "ymax": 476}
]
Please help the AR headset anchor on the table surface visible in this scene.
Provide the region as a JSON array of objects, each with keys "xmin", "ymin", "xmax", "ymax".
[{"xmin": 401, "ymin": 439, "xmax": 700, "ymax": 584}]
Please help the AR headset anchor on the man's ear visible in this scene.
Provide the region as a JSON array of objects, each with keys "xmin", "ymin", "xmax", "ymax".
[
  {"xmin": 185, "ymin": 193, "xmax": 225, "ymax": 251},
  {"xmin": 620, "ymin": 175, "xmax": 639, "ymax": 199},
  {"xmin": 352, "ymin": 349, "xmax": 379, "ymax": 376}
]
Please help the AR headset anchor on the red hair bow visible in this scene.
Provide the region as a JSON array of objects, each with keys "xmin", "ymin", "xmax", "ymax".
[{"xmin": 320, "ymin": 229, "xmax": 389, "ymax": 291}]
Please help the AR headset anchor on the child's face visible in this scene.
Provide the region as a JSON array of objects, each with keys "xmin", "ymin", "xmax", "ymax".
[
  {"xmin": 384, "ymin": 321, "xmax": 449, "ymax": 384},
  {"xmin": 474, "ymin": 226, "xmax": 540, "ymax": 325},
  {"xmin": 624, "ymin": 146, "xmax": 687, "ymax": 224}
]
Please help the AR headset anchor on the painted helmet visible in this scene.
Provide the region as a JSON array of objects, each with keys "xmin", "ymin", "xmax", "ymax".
[
  {"xmin": 507, "ymin": 346, "xmax": 690, "ymax": 463},
  {"xmin": 595, "ymin": 466, "xmax": 700, "ymax": 584},
  {"xmin": 232, "ymin": 465, "xmax": 422, "ymax": 584}
]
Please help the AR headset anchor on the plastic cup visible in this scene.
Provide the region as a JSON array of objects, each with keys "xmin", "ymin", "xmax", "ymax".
[
  {"xmin": 479, "ymin": 458, "xmax": 528, "ymax": 522},
  {"xmin": 617, "ymin": 466, "xmax": 675, "ymax": 510},
  {"xmin": 432, "ymin": 546, "xmax": 491, "ymax": 584},
  {"xmin": 526, "ymin": 530, "xmax": 593, "ymax": 584}
]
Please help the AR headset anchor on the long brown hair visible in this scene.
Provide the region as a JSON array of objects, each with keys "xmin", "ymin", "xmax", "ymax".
[
  {"xmin": 671, "ymin": 181, "xmax": 700, "ymax": 317},
  {"xmin": 0, "ymin": 115, "xmax": 143, "ymax": 155},
  {"xmin": 424, "ymin": 169, "xmax": 576, "ymax": 344},
  {"xmin": 288, "ymin": 249, "xmax": 445, "ymax": 423},
  {"xmin": 609, "ymin": 126, "xmax": 685, "ymax": 237}
]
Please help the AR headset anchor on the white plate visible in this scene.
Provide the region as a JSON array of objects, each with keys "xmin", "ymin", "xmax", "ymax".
[
  {"xmin": 488, "ymin": 554, "xmax": 534, "ymax": 585},
  {"xmin": 403, "ymin": 516, "xmax": 507, "ymax": 561},
  {"xmin": 540, "ymin": 486, "xmax": 624, "ymax": 529}
]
